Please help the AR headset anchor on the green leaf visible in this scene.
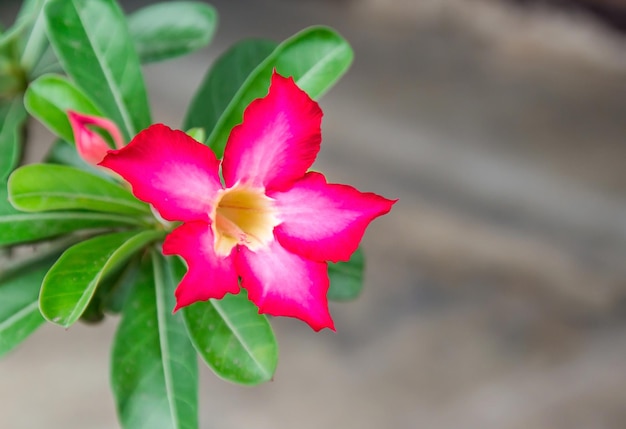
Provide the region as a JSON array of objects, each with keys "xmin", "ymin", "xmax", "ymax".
[
  {"xmin": 206, "ymin": 26, "xmax": 353, "ymax": 157},
  {"xmin": 0, "ymin": 98, "xmax": 27, "ymax": 181},
  {"xmin": 0, "ymin": 253, "xmax": 57, "ymax": 357},
  {"xmin": 16, "ymin": 0, "xmax": 59, "ymax": 78},
  {"xmin": 25, "ymin": 74, "xmax": 102, "ymax": 143},
  {"xmin": 177, "ymin": 259, "xmax": 277, "ymax": 385},
  {"xmin": 0, "ymin": 53, "xmax": 25, "ymax": 101},
  {"xmin": 183, "ymin": 38, "xmax": 277, "ymax": 132},
  {"xmin": 101, "ymin": 256, "xmax": 141, "ymax": 314},
  {"xmin": 45, "ymin": 139, "xmax": 112, "ymax": 180},
  {"xmin": 29, "ymin": 44, "xmax": 60, "ymax": 77},
  {"xmin": 8, "ymin": 164, "xmax": 150, "ymax": 216},
  {"xmin": 184, "ymin": 127, "xmax": 205, "ymax": 144},
  {"xmin": 19, "ymin": 0, "xmax": 50, "ymax": 73},
  {"xmin": 0, "ymin": 181, "xmax": 141, "ymax": 246},
  {"xmin": 3, "ymin": 0, "xmax": 37, "ymax": 58},
  {"xmin": 112, "ymin": 252, "xmax": 198, "ymax": 429},
  {"xmin": 79, "ymin": 254, "xmax": 138, "ymax": 323},
  {"xmin": 40, "ymin": 230, "xmax": 163, "ymax": 327},
  {"xmin": 128, "ymin": 1, "xmax": 217, "ymax": 64},
  {"xmin": 45, "ymin": 0, "xmax": 150, "ymax": 139},
  {"xmin": 327, "ymin": 247, "xmax": 364, "ymax": 301},
  {"xmin": 15, "ymin": 0, "xmax": 43, "ymax": 22},
  {"xmin": 0, "ymin": 211, "xmax": 144, "ymax": 247}
]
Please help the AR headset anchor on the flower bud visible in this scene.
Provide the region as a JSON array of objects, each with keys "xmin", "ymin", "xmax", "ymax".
[{"xmin": 67, "ymin": 111, "xmax": 124, "ymax": 165}]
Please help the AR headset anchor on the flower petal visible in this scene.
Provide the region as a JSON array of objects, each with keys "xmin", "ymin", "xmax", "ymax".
[
  {"xmin": 68, "ymin": 110, "xmax": 124, "ymax": 165},
  {"xmin": 100, "ymin": 124, "xmax": 222, "ymax": 222},
  {"xmin": 236, "ymin": 239, "xmax": 334, "ymax": 331},
  {"xmin": 271, "ymin": 172, "xmax": 397, "ymax": 263},
  {"xmin": 163, "ymin": 221, "xmax": 239, "ymax": 311},
  {"xmin": 222, "ymin": 71, "xmax": 322, "ymax": 192}
]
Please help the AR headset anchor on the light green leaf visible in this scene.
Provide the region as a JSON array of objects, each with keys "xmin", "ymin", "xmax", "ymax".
[
  {"xmin": 112, "ymin": 252, "xmax": 198, "ymax": 429},
  {"xmin": 0, "ymin": 98, "xmax": 27, "ymax": 181},
  {"xmin": 19, "ymin": 0, "xmax": 50, "ymax": 73},
  {"xmin": 0, "ymin": 181, "xmax": 141, "ymax": 246},
  {"xmin": 45, "ymin": 0, "xmax": 150, "ymax": 139},
  {"xmin": 184, "ymin": 127, "xmax": 205, "ymax": 143},
  {"xmin": 8, "ymin": 164, "xmax": 150, "ymax": 216},
  {"xmin": 206, "ymin": 26, "xmax": 353, "ymax": 157},
  {"xmin": 15, "ymin": 0, "xmax": 42, "ymax": 23},
  {"xmin": 327, "ymin": 247, "xmax": 364, "ymax": 301},
  {"xmin": 128, "ymin": 1, "xmax": 217, "ymax": 63},
  {"xmin": 183, "ymin": 38, "xmax": 277, "ymax": 133},
  {"xmin": 29, "ymin": 44, "xmax": 60, "ymax": 77},
  {"xmin": 25, "ymin": 74, "xmax": 102, "ymax": 143},
  {"xmin": 40, "ymin": 230, "xmax": 164, "ymax": 327},
  {"xmin": 45, "ymin": 139, "xmax": 112, "ymax": 180},
  {"xmin": 177, "ymin": 258, "xmax": 277, "ymax": 385}
]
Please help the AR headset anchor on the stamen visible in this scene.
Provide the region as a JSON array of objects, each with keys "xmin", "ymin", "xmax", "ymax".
[{"xmin": 211, "ymin": 184, "xmax": 280, "ymax": 256}]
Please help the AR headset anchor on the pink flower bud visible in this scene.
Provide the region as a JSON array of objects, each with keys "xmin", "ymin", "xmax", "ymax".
[{"xmin": 67, "ymin": 111, "xmax": 125, "ymax": 165}]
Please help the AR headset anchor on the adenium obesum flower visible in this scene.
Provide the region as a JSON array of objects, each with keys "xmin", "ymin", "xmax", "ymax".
[
  {"xmin": 68, "ymin": 110, "xmax": 125, "ymax": 165},
  {"xmin": 99, "ymin": 71, "xmax": 396, "ymax": 331}
]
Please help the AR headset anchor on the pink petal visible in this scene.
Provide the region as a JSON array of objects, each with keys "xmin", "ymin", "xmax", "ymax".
[
  {"xmin": 163, "ymin": 221, "xmax": 239, "ymax": 311},
  {"xmin": 222, "ymin": 71, "xmax": 322, "ymax": 192},
  {"xmin": 236, "ymin": 239, "xmax": 334, "ymax": 331},
  {"xmin": 271, "ymin": 172, "xmax": 397, "ymax": 263},
  {"xmin": 100, "ymin": 124, "xmax": 222, "ymax": 222},
  {"xmin": 68, "ymin": 110, "xmax": 124, "ymax": 165}
]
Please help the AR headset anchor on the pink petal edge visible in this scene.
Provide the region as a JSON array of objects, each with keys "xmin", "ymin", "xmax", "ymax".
[
  {"xmin": 222, "ymin": 71, "xmax": 323, "ymax": 192},
  {"xmin": 236, "ymin": 239, "xmax": 334, "ymax": 331},
  {"xmin": 271, "ymin": 172, "xmax": 397, "ymax": 263},
  {"xmin": 99, "ymin": 124, "xmax": 222, "ymax": 222},
  {"xmin": 163, "ymin": 221, "xmax": 239, "ymax": 311}
]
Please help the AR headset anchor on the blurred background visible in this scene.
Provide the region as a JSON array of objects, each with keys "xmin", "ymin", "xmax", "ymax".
[{"xmin": 2, "ymin": 0, "xmax": 626, "ymax": 428}]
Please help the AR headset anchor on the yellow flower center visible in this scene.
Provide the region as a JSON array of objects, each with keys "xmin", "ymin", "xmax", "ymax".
[{"xmin": 211, "ymin": 184, "xmax": 279, "ymax": 256}]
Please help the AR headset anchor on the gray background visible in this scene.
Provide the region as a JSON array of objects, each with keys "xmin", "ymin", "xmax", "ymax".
[{"xmin": 2, "ymin": 0, "xmax": 626, "ymax": 428}]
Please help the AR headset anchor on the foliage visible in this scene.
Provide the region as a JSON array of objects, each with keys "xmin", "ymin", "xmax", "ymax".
[{"xmin": 0, "ymin": 0, "xmax": 361, "ymax": 427}]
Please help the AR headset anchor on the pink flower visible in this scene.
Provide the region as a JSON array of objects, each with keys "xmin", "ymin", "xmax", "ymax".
[
  {"xmin": 68, "ymin": 111, "xmax": 124, "ymax": 165},
  {"xmin": 100, "ymin": 71, "xmax": 396, "ymax": 331}
]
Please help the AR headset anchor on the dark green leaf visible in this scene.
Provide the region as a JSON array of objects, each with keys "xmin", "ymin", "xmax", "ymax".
[
  {"xmin": 177, "ymin": 257, "xmax": 277, "ymax": 385},
  {"xmin": 3, "ymin": 0, "xmax": 36, "ymax": 59},
  {"xmin": 79, "ymin": 255, "xmax": 138, "ymax": 323},
  {"xmin": 25, "ymin": 74, "xmax": 102, "ymax": 143},
  {"xmin": 0, "ymin": 180, "xmax": 142, "ymax": 246},
  {"xmin": 206, "ymin": 26, "xmax": 353, "ymax": 157},
  {"xmin": 8, "ymin": 164, "xmax": 150, "ymax": 215},
  {"xmin": 40, "ymin": 230, "xmax": 163, "ymax": 327},
  {"xmin": 45, "ymin": 0, "xmax": 150, "ymax": 139},
  {"xmin": 101, "ymin": 256, "xmax": 141, "ymax": 314},
  {"xmin": 0, "ymin": 211, "xmax": 144, "ymax": 247},
  {"xmin": 0, "ymin": 56, "xmax": 25, "ymax": 101},
  {"xmin": 182, "ymin": 38, "xmax": 276, "ymax": 132},
  {"xmin": 128, "ymin": 1, "xmax": 217, "ymax": 63},
  {"xmin": 112, "ymin": 252, "xmax": 198, "ymax": 429},
  {"xmin": 0, "ymin": 98, "xmax": 27, "ymax": 180},
  {"xmin": 0, "ymin": 253, "xmax": 57, "ymax": 357},
  {"xmin": 327, "ymin": 247, "xmax": 364, "ymax": 301},
  {"xmin": 0, "ymin": 234, "xmax": 74, "ymax": 279}
]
